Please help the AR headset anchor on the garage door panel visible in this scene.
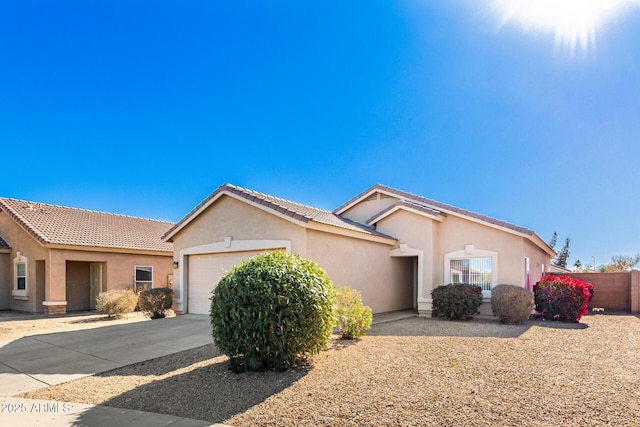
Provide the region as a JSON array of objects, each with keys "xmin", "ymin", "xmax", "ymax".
[{"xmin": 187, "ymin": 250, "xmax": 270, "ymax": 315}]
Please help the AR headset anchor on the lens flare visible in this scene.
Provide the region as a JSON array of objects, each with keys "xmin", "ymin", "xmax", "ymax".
[{"xmin": 493, "ymin": 0, "xmax": 636, "ymax": 55}]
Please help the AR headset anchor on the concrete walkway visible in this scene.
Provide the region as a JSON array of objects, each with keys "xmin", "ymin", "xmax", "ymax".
[{"xmin": 0, "ymin": 314, "xmax": 225, "ymax": 426}]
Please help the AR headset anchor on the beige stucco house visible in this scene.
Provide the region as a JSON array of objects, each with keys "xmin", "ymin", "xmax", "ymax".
[
  {"xmin": 0, "ymin": 198, "xmax": 174, "ymax": 315},
  {"xmin": 163, "ymin": 183, "xmax": 556, "ymax": 316}
]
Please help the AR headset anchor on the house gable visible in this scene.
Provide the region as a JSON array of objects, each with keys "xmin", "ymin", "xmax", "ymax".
[
  {"xmin": 335, "ymin": 184, "xmax": 555, "ymax": 258},
  {"xmin": 163, "ymin": 183, "xmax": 396, "ymax": 245}
]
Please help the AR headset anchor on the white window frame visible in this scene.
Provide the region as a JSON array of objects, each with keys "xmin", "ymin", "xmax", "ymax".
[
  {"xmin": 134, "ymin": 265, "xmax": 153, "ymax": 292},
  {"xmin": 12, "ymin": 253, "xmax": 29, "ymax": 299},
  {"xmin": 444, "ymin": 247, "xmax": 497, "ymax": 297}
]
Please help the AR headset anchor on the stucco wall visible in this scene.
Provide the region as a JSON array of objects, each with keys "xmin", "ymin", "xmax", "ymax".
[
  {"xmin": 170, "ymin": 195, "xmax": 308, "ymax": 312},
  {"xmin": 0, "ymin": 252, "xmax": 10, "ymax": 310},
  {"xmin": 50, "ymin": 249, "xmax": 173, "ymax": 292},
  {"xmin": 0, "ymin": 211, "xmax": 49, "ymax": 312},
  {"xmin": 171, "ymin": 196, "xmax": 307, "ymax": 257},
  {"xmin": 523, "ymin": 239, "xmax": 551, "ymax": 287},
  {"xmin": 375, "ymin": 210, "xmax": 435, "ymax": 300},
  {"xmin": 435, "ymin": 215, "xmax": 528, "ymax": 287},
  {"xmin": 306, "ymin": 229, "xmax": 411, "ymax": 313}
]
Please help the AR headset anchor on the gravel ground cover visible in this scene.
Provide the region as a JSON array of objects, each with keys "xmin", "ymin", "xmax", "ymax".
[{"xmin": 16, "ymin": 314, "xmax": 640, "ymax": 426}]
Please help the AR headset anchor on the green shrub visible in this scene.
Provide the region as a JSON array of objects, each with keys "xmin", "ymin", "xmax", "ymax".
[
  {"xmin": 96, "ymin": 289, "xmax": 138, "ymax": 319},
  {"xmin": 431, "ymin": 283, "xmax": 482, "ymax": 320},
  {"xmin": 491, "ymin": 284, "xmax": 534, "ymax": 324},
  {"xmin": 335, "ymin": 286, "xmax": 373, "ymax": 339},
  {"xmin": 210, "ymin": 251, "xmax": 336, "ymax": 372},
  {"xmin": 138, "ymin": 288, "xmax": 174, "ymax": 319}
]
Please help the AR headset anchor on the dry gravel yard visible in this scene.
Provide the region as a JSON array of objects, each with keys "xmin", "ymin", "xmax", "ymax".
[{"xmin": 13, "ymin": 313, "xmax": 640, "ymax": 426}]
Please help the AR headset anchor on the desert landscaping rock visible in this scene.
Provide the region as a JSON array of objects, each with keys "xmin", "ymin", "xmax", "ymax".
[{"xmin": 13, "ymin": 313, "xmax": 640, "ymax": 426}]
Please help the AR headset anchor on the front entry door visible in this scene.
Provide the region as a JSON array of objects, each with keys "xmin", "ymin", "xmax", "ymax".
[{"xmin": 89, "ymin": 263, "xmax": 103, "ymax": 310}]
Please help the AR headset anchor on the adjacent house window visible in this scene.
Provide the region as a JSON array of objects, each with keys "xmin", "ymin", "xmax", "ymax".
[
  {"xmin": 449, "ymin": 258, "xmax": 493, "ymax": 291},
  {"xmin": 16, "ymin": 262, "xmax": 26, "ymax": 290},
  {"xmin": 13, "ymin": 253, "xmax": 29, "ymax": 299},
  {"xmin": 135, "ymin": 266, "xmax": 153, "ymax": 292}
]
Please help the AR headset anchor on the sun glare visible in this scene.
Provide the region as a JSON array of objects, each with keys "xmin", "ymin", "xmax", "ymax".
[{"xmin": 493, "ymin": 0, "xmax": 636, "ymax": 55}]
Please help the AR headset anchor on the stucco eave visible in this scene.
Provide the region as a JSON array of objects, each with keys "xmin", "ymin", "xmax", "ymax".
[{"xmin": 0, "ymin": 248, "xmax": 11, "ymax": 254}]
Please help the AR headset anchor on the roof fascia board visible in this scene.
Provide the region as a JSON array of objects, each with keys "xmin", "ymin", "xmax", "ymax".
[
  {"xmin": 334, "ymin": 188, "xmax": 401, "ymax": 216},
  {"xmin": 46, "ymin": 244, "xmax": 172, "ymax": 256},
  {"xmin": 529, "ymin": 234, "xmax": 557, "ymax": 257},
  {"xmin": 335, "ymin": 185, "xmax": 554, "ymax": 255},
  {"xmin": 368, "ymin": 205, "xmax": 445, "ymax": 225},
  {"xmin": 223, "ymin": 192, "xmax": 309, "ymax": 227},
  {"xmin": 163, "ymin": 191, "xmax": 226, "ymax": 241},
  {"xmin": 0, "ymin": 248, "xmax": 11, "ymax": 254},
  {"xmin": 306, "ymin": 221, "xmax": 397, "ymax": 245},
  {"xmin": 0, "ymin": 203, "xmax": 48, "ymax": 245},
  {"xmin": 164, "ymin": 190, "xmax": 309, "ymax": 241},
  {"xmin": 436, "ymin": 210, "xmax": 555, "ymax": 255}
]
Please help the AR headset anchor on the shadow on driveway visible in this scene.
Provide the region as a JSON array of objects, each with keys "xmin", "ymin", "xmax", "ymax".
[{"xmin": 0, "ymin": 314, "xmax": 213, "ymax": 396}]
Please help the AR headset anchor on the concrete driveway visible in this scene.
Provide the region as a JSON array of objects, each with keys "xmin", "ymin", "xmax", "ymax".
[{"xmin": 0, "ymin": 314, "xmax": 213, "ymax": 397}]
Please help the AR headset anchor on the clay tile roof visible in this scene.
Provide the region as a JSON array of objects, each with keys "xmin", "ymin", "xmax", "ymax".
[
  {"xmin": 163, "ymin": 183, "xmax": 395, "ymax": 240},
  {"xmin": 0, "ymin": 234, "xmax": 10, "ymax": 249},
  {"xmin": 336, "ymin": 184, "xmax": 535, "ymax": 236},
  {"xmin": 0, "ymin": 198, "xmax": 174, "ymax": 252}
]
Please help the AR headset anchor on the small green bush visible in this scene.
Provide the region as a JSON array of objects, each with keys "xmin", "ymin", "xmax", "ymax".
[
  {"xmin": 431, "ymin": 283, "xmax": 482, "ymax": 320},
  {"xmin": 96, "ymin": 289, "xmax": 138, "ymax": 319},
  {"xmin": 335, "ymin": 286, "xmax": 373, "ymax": 340},
  {"xmin": 491, "ymin": 284, "xmax": 534, "ymax": 324},
  {"xmin": 138, "ymin": 288, "xmax": 174, "ymax": 319},
  {"xmin": 210, "ymin": 251, "xmax": 336, "ymax": 372}
]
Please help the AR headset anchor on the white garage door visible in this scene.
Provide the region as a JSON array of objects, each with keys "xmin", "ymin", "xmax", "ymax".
[{"xmin": 187, "ymin": 250, "xmax": 269, "ymax": 315}]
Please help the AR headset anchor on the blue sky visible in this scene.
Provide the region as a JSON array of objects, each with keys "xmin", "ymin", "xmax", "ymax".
[{"xmin": 2, "ymin": 1, "xmax": 640, "ymax": 269}]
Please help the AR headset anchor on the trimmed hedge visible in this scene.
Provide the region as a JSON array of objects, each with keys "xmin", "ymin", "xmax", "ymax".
[
  {"xmin": 96, "ymin": 289, "xmax": 138, "ymax": 319},
  {"xmin": 431, "ymin": 283, "xmax": 482, "ymax": 320},
  {"xmin": 335, "ymin": 286, "xmax": 373, "ymax": 340},
  {"xmin": 138, "ymin": 287, "xmax": 174, "ymax": 319},
  {"xmin": 210, "ymin": 251, "xmax": 336, "ymax": 372},
  {"xmin": 491, "ymin": 284, "xmax": 534, "ymax": 324},
  {"xmin": 533, "ymin": 274, "xmax": 594, "ymax": 322}
]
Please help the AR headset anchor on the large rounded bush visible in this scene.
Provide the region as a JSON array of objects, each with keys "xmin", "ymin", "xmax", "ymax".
[
  {"xmin": 210, "ymin": 251, "xmax": 336, "ymax": 372},
  {"xmin": 534, "ymin": 274, "xmax": 594, "ymax": 322},
  {"xmin": 491, "ymin": 284, "xmax": 534, "ymax": 324},
  {"xmin": 431, "ymin": 283, "xmax": 482, "ymax": 320}
]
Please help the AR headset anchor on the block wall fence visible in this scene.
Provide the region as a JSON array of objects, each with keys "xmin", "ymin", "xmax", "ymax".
[{"xmin": 556, "ymin": 271, "xmax": 640, "ymax": 314}]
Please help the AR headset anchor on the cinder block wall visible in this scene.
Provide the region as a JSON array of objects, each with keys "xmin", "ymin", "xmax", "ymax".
[{"xmin": 562, "ymin": 272, "xmax": 636, "ymax": 313}]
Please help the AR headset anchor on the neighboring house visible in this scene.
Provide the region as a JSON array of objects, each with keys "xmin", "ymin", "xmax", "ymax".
[
  {"xmin": 0, "ymin": 198, "xmax": 174, "ymax": 314},
  {"xmin": 163, "ymin": 183, "xmax": 556, "ymax": 316}
]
